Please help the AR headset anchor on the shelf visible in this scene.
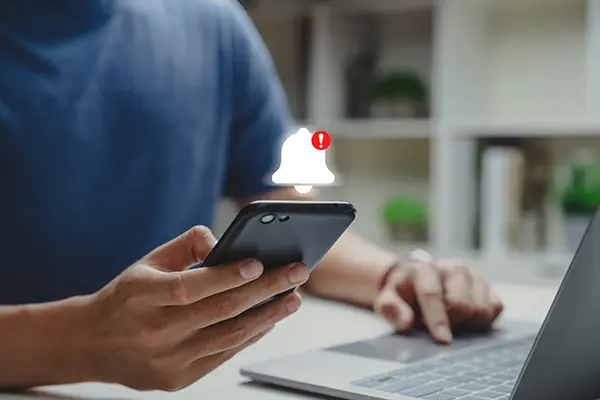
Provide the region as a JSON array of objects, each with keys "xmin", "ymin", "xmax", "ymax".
[
  {"xmin": 330, "ymin": 0, "xmax": 434, "ymax": 14},
  {"xmin": 243, "ymin": 0, "xmax": 310, "ymax": 22},
  {"xmin": 323, "ymin": 119, "xmax": 431, "ymax": 139},
  {"xmin": 482, "ymin": 0, "xmax": 584, "ymax": 9},
  {"xmin": 293, "ymin": 120, "xmax": 431, "ymax": 139},
  {"xmin": 245, "ymin": 0, "xmax": 435, "ymax": 17},
  {"xmin": 451, "ymin": 119, "xmax": 600, "ymax": 138}
]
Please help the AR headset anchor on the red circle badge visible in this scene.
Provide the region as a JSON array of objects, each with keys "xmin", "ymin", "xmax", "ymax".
[{"xmin": 311, "ymin": 131, "xmax": 331, "ymax": 150}]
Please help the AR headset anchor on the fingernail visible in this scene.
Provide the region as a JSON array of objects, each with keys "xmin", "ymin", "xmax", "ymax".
[
  {"xmin": 436, "ymin": 326, "xmax": 453, "ymax": 343},
  {"xmin": 240, "ymin": 260, "xmax": 263, "ymax": 279},
  {"xmin": 207, "ymin": 234, "xmax": 218, "ymax": 247},
  {"xmin": 381, "ymin": 304, "xmax": 398, "ymax": 323},
  {"xmin": 264, "ymin": 326, "xmax": 275, "ymax": 334},
  {"xmin": 287, "ymin": 264, "xmax": 309, "ymax": 284},
  {"xmin": 491, "ymin": 293, "xmax": 503, "ymax": 308},
  {"xmin": 286, "ymin": 295, "xmax": 302, "ymax": 313},
  {"xmin": 398, "ymin": 313, "xmax": 413, "ymax": 331}
]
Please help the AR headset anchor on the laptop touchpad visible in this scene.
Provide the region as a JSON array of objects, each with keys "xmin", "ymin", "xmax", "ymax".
[{"xmin": 325, "ymin": 327, "xmax": 511, "ymax": 364}]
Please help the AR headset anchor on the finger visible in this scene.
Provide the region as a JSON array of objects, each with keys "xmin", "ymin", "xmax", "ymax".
[
  {"xmin": 374, "ymin": 289, "xmax": 415, "ymax": 332},
  {"xmin": 374, "ymin": 275, "xmax": 415, "ymax": 332},
  {"xmin": 413, "ymin": 263, "xmax": 452, "ymax": 344},
  {"xmin": 490, "ymin": 290, "xmax": 505, "ymax": 319},
  {"xmin": 184, "ymin": 292, "xmax": 301, "ymax": 359},
  {"xmin": 176, "ymin": 263, "xmax": 309, "ymax": 330},
  {"xmin": 143, "ymin": 226, "xmax": 218, "ymax": 272},
  {"xmin": 442, "ymin": 265, "xmax": 475, "ymax": 325},
  {"xmin": 466, "ymin": 276, "xmax": 497, "ymax": 327},
  {"xmin": 144, "ymin": 258, "xmax": 265, "ymax": 306},
  {"xmin": 171, "ymin": 325, "xmax": 274, "ymax": 391}
]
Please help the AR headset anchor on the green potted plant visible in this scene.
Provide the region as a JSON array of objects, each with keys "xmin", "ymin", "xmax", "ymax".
[
  {"xmin": 382, "ymin": 197, "xmax": 428, "ymax": 242},
  {"xmin": 370, "ymin": 70, "xmax": 428, "ymax": 118},
  {"xmin": 558, "ymin": 162, "xmax": 600, "ymax": 251}
]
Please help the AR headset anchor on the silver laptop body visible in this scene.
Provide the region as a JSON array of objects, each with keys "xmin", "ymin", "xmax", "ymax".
[{"xmin": 241, "ymin": 207, "xmax": 600, "ymax": 399}]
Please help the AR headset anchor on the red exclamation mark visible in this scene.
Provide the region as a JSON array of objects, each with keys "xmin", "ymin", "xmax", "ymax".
[{"xmin": 311, "ymin": 131, "xmax": 331, "ymax": 150}]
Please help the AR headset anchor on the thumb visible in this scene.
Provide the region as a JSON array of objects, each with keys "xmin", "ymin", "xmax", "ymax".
[
  {"xmin": 374, "ymin": 286, "xmax": 415, "ymax": 333},
  {"xmin": 142, "ymin": 226, "xmax": 218, "ymax": 272}
]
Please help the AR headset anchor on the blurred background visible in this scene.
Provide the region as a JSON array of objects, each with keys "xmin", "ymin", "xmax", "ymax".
[{"xmin": 216, "ymin": 0, "xmax": 600, "ymax": 286}]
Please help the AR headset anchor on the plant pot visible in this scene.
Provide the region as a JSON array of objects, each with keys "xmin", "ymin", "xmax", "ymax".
[
  {"xmin": 564, "ymin": 213, "xmax": 593, "ymax": 252},
  {"xmin": 413, "ymin": 101, "xmax": 429, "ymax": 118},
  {"xmin": 389, "ymin": 223, "xmax": 428, "ymax": 243},
  {"xmin": 388, "ymin": 99, "xmax": 417, "ymax": 118},
  {"xmin": 370, "ymin": 102, "xmax": 390, "ymax": 118},
  {"xmin": 370, "ymin": 100, "xmax": 418, "ymax": 118}
]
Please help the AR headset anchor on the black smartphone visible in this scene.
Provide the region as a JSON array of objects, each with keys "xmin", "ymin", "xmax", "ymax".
[{"xmin": 202, "ymin": 200, "xmax": 356, "ymax": 300}]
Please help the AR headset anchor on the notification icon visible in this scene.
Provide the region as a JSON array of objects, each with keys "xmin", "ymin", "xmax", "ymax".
[
  {"xmin": 311, "ymin": 131, "xmax": 331, "ymax": 150},
  {"xmin": 272, "ymin": 127, "xmax": 336, "ymax": 194}
]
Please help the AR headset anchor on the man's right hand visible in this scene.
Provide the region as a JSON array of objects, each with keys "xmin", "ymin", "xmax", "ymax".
[{"xmin": 84, "ymin": 226, "xmax": 309, "ymax": 391}]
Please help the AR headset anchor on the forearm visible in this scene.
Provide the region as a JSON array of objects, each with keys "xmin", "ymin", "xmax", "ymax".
[
  {"xmin": 0, "ymin": 295, "xmax": 96, "ymax": 389},
  {"xmin": 303, "ymin": 230, "xmax": 397, "ymax": 308}
]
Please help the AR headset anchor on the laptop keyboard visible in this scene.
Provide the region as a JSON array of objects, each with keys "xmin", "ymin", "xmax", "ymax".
[{"xmin": 352, "ymin": 336, "xmax": 536, "ymax": 399}]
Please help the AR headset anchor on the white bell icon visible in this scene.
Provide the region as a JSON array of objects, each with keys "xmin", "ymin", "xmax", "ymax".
[{"xmin": 272, "ymin": 127, "xmax": 335, "ymax": 194}]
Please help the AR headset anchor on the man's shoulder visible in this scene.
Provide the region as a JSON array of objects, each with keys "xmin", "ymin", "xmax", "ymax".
[
  {"xmin": 116, "ymin": 0, "xmax": 251, "ymax": 56},
  {"xmin": 118, "ymin": 0, "xmax": 242, "ymax": 23}
]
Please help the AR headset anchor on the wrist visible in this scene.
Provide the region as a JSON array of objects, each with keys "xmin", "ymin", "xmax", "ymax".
[
  {"xmin": 28, "ymin": 295, "xmax": 100, "ymax": 385},
  {"xmin": 0, "ymin": 295, "xmax": 99, "ymax": 388},
  {"xmin": 378, "ymin": 249, "xmax": 434, "ymax": 291}
]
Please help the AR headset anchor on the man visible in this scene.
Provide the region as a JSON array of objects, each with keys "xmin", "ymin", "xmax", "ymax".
[{"xmin": 0, "ymin": 0, "xmax": 503, "ymax": 392}]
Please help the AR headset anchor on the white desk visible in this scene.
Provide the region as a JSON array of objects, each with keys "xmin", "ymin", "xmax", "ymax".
[{"xmin": 4, "ymin": 283, "xmax": 559, "ymax": 400}]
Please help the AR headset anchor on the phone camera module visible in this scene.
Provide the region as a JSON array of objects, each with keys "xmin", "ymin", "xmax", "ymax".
[
  {"xmin": 279, "ymin": 215, "xmax": 290, "ymax": 222},
  {"xmin": 260, "ymin": 214, "xmax": 276, "ymax": 224}
]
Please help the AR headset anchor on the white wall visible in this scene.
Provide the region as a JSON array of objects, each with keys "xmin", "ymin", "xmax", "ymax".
[
  {"xmin": 378, "ymin": 9, "xmax": 433, "ymax": 83},
  {"xmin": 486, "ymin": 2, "xmax": 587, "ymax": 120}
]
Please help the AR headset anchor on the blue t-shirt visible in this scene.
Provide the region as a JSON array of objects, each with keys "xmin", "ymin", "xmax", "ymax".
[{"xmin": 0, "ymin": 0, "xmax": 291, "ymax": 304}]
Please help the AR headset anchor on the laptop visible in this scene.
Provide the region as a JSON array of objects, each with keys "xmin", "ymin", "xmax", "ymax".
[{"xmin": 240, "ymin": 208, "xmax": 600, "ymax": 399}]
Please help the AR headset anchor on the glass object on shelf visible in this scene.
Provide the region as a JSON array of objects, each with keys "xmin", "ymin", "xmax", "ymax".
[
  {"xmin": 382, "ymin": 196, "xmax": 428, "ymax": 243},
  {"xmin": 370, "ymin": 69, "xmax": 429, "ymax": 119}
]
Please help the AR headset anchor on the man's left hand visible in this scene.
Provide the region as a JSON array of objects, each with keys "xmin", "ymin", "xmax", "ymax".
[{"xmin": 373, "ymin": 260, "xmax": 504, "ymax": 345}]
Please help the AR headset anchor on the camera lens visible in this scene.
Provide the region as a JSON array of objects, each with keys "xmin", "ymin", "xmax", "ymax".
[
  {"xmin": 260, "ymin": 214, "xmax": 276, "ymax": 224},
  {"xmin": 279, "ymin": 215, "xmax": 289, "ymax": 222}
]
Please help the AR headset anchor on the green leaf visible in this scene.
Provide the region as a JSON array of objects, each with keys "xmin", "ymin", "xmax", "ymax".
[
  {"xmin": 382, "ymin": 197, "xmax": 428, "ymax": 225},
  {"xmin": 558, "ymin": 162, "xmax": 600, "ymax": 214},
  {"xmin": 371, "ymin": 70, "xmax": 428, "ymax": 102}
]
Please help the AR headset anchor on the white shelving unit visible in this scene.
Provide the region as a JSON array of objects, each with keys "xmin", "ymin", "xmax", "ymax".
[
  {"xmin": 433, "ymin": 0, "xmax": 600, "ymax": 278},
  {"xmin": 213, "ymin": 0, "xmax": 600, "ymax": 281},
  {"xmin": 297, "ymin": 120, "xmax": 431, "ymax": 139}
]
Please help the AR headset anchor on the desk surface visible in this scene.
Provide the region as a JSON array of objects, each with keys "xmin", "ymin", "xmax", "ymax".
[{"xmin": 5, "ymin": 283, "xmax": 559, "ymax": 400}]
